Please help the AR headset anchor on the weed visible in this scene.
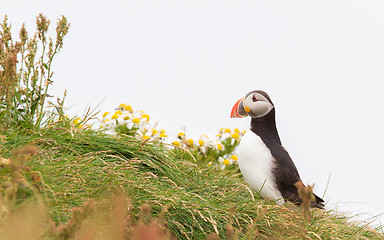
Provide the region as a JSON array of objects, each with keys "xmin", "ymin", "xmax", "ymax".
[{"xmin": 0, "ymin": 14, "xmax": 70, "ymax": 131}]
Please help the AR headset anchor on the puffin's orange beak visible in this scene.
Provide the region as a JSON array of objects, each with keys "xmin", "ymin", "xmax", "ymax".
[{"xmin": 231, "ymin": 97, "xmax": 248, "ymax": 118}]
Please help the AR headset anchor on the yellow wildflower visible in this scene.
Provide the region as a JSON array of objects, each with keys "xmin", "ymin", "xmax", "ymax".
[
  {"xmin": 217, "ymin": 144, "xmax": 223, "ymax": 151},
  {"xmin": 172, "ymin": 141, "xmax": 180, "ymax": 146},
  {"xmin": 224, "ymin": 128, "xmax": 231, "ymax": 133},
  {"xmin": 230, "ymin": 155, "xmax": 238, "ymax": 161},
  {"xmin": 218, "ymin": 156, "xmax": 234, "ymax": 170},
  {"xmin": 143, "ymin": 135, "xmax": 150, "ymax": 140},
  {"xmin": 132, "ymin": 118, "xmax": 140, "ymax": 124},
  {"xmin": 73, "ymin": 118, "xmax": 81, "ymax": 125},
  {"xmin": 198, "ymin": 139, "xmax": 204, "ymax": 146},
  {"xmin": 160, "ymin": 130, "xmax": 167, "ymax": 137},
  {"xmin": 115, "ymin": 110, "xmax": 122, "ymax": 115},
  {"xmin": 142, "ymin": 114, "xmax": 150, "ymax": 121},
  {"xmin": 187, "ymin": 139, "xmax": 194, "ymax": 147},
  {"xmin": 103, "ymin": 112, "xmax": 109, "ymax": 118},
  {"xmin": 223, "ymin": 159, "xmax": 230, "ymax": 165},
  {"xmin": 124, "ymin": 105, "xmax": 133, "ymax": 112},
  {"xmin": 111, "ymin": 114, "xmax": 118, "ymax": 120},
  {"xmin": 231, "ymin": 132, "xmax": 240, "ymax": 139}
]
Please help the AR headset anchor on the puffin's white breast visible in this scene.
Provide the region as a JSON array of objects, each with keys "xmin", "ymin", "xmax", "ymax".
[{"xmin": 237, "ymin": 131, "xmax": 284, "ymax": 204}]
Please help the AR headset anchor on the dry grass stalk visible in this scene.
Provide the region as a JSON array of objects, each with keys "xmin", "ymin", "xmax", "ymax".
[
  {"xmin": 54, "ymin": 200, "xmax": 95, "ymax": 240},
  {"xmin": 295, "ymin": 181, "xmax": 316, "ymax": 224}
]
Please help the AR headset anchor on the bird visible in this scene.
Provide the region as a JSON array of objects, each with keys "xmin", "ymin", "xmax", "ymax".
[{"xmin": 230, "ymin": 90, "xmax": 325, "ymax": 209}]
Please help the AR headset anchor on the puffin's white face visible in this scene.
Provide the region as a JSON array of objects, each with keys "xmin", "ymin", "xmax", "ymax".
[{"xmin": 230, "ymin": 90, "xmax": 274, "ymax": 119}]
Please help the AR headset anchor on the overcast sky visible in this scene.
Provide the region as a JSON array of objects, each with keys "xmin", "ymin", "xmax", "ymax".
[{"xmin": 3, "ymin": 0, "xmax": 384, "ymax": 226}]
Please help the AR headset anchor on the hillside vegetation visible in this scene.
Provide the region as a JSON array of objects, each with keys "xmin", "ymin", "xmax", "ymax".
[{"xmin": 0, "ymin": 14, "xmax": 383, "ymax": 239}]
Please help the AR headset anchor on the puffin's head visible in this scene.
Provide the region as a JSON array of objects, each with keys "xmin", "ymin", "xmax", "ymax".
[{"xmin": 230, "ymin": 90, "xmax": 274, "ymax": 118}]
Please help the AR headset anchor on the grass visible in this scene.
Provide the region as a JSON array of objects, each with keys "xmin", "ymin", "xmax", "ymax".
[{"xmin": 0, "ymin": 124, "xmax": 383, "ymax": 239}]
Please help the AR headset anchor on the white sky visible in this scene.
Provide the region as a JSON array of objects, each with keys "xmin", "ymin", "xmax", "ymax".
[{"xmin": 3, "ymin": 0, "xmax": 384, "ymax": 226}]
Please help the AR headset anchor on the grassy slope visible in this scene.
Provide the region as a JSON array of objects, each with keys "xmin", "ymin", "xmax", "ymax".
[{"xmin": 1, "ymin": 125, "xmax": 383, "ymax": 239}]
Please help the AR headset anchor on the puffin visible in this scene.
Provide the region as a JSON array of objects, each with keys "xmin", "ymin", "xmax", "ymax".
[{"xmin": 231, "ymin": 90, "xmax": 324, "ymax": 209}]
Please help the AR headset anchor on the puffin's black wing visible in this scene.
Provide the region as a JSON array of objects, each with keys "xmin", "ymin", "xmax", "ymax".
[
  {"xmin": 268, "ymin": 142, "xmax": 301, "ymax": 199},
  {"xmin": 268, "ymin": 141, "xmax": 325, "ymax": 209}
]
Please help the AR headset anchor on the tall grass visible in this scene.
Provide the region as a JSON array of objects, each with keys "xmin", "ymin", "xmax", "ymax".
[{"xmin": 0, "ymin": 14, "xmax": 69, "ymax": 131}]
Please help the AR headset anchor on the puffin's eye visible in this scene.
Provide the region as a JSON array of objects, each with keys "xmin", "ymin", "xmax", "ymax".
[{"xmin": 252, "ymin": 95, "xmax": 258, "ymax": 102}]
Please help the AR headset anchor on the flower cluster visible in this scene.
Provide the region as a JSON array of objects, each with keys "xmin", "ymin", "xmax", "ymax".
[
  {"xmin": 101, "ymin": 104, "xmax": 168, "ymax": 140},
  {"xmin": 101, "ymin": 104, "xmax": 246, "ymax": 170}
]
